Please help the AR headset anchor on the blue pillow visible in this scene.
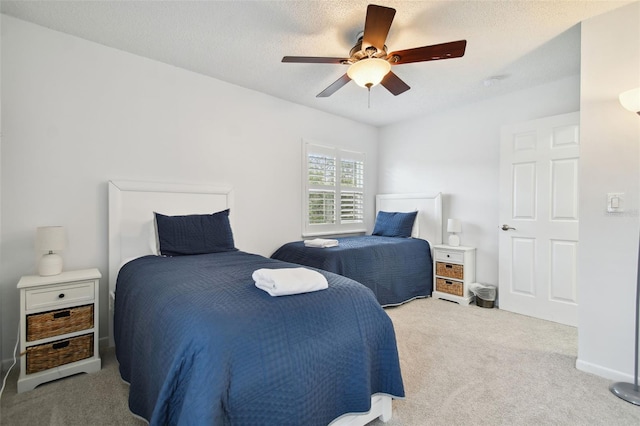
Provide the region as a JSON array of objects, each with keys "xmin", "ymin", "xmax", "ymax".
[
  {"xmin": 372, "ymin": 211, "xmax": 418, "ymax": 238},
  {"xmin": 155, "ymin": 209, "xmax": 237, "ymax": 256}
]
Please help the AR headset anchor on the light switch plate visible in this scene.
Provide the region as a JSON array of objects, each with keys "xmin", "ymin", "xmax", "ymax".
[{"xmin": 607, "ymin": 192, "xmax": 624, "ymax": 212}]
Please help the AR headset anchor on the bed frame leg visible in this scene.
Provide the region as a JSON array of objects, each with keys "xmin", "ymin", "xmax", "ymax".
[
  {"xmin": 328, "ymin": 394, "xmax": 394, "ymax": 425},
  {"xmin": 379, "ymin": 395, "xmax": 392, "ymax": 422}
]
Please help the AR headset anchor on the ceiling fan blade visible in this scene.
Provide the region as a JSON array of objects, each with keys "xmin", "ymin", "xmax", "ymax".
[
  {"xmin": 381, "ymin": 71, "xmax": 410, "ymax": 96},
  {"xmin": 362, "ymin": 4, "xmax": 396, "ymax": 53},
  {"xmin": 317, "ymin": 74, "xmax": 351, "ymax": 98},
  {"xmin": 388, "ymin": 40, "xmax": 467, "ymax": 65},
  {"xmin": 282, "ymin": 56, "xmax": 349, "ymax": 64}
]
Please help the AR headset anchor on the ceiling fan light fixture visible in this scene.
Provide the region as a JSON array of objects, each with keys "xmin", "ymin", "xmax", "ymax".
[
  {"xmin": 347, "ymin": 58, "xmax": 391, "ymax": 89},
  {"xmin": 283, "ymin": 5, "xmax": 466, "ymax": 98}
]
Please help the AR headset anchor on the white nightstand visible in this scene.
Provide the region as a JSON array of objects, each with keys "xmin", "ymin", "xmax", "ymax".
[
  {"xmin": 432, "ymin": 245, "xmax": 476, "ymax": 306},
  {"xmin": 17, "ymin": 268, "xmax": 102, "ymax": 393}
]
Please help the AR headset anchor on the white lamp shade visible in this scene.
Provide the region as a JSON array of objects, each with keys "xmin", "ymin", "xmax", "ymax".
[
  {"xmin": 447, "ymin": 219, "xmax": 462, "ymax": 233},
  {"xmin": 36, "ymin": 226, "xmax": 66, "ymax": 252},
  {"xmin": 619, "ymin": 87, "xmax": 640, "ymax": 114},
  {"xmin": 347, "ymin": 58, "xmax": 391, "ymax": 88}
]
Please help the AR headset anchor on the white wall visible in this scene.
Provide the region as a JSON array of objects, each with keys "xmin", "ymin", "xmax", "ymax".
[
  {"xmin": 577, "ymin": 2, "xmax": 640, "ymax": 382},
  {"xmin": 0, "ymin": 15, "xmax": 378, "ymax": 362},
  {"xmin": 378, "ymin": 75, "xmax": 580, "ymax": 287}
]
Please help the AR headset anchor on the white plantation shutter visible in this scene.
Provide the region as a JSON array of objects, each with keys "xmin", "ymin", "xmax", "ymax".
[
  {"xmin": 303, "ymin": 142, "xmax": 366, "ymax": 236},
  {"xmin": 307, "ymin": 151, "xmax": 336, "ymax": 225},
  {"xmin": 340, "ymin": 153, "xmax": 365, "ymax": 223}
]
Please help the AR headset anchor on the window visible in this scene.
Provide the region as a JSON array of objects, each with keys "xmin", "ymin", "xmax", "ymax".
[{"xmin": 303, "ymin": 142, "xmax": 366, "ymax": 236}]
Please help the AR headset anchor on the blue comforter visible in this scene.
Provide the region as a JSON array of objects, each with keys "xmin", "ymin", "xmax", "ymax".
[
  {"xmin": 114, "ymin": 251, "xmax": 404, "ymax": 425},
  {"xmin": 271, "ymin": 236, "xmax": 433, "ymax": 306}
]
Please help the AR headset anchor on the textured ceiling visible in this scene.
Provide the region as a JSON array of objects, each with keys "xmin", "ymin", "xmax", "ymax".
[{"xmin": 1, "ymin": 0, "xmax": 633, "ymax": 127}]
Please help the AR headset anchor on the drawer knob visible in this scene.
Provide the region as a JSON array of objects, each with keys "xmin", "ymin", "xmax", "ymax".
[{"xmin": 58, "ymin": 293, "xmax": 65, "ymax": 299}]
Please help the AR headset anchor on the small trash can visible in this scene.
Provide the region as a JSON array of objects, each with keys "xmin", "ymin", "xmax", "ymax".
[{"xmin": 469, "ymin": 283, "xmax": 497, "ymax": 308}]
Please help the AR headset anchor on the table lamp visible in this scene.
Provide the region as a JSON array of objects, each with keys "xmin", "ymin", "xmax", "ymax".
[
  {"xmin": 447, "ymin": 219, "xmax": 462, "ymax": 246},
  {"xmin": 36, "ymin": 226, "xmax": 66, "ymax": 276}
]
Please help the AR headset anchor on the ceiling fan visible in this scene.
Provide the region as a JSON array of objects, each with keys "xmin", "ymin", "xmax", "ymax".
[{"xmin": 282, "ymin": 4, "xmax": 467, "ymax": 98}]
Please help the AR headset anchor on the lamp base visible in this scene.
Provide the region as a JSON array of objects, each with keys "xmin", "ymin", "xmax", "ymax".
[
  {"xmin": 39, "ymin": 253, "xmax": 63, "ymax": 276},
  {"xmin": 448, "ymin": 234, "xmax": 460, "ymax": 247},
  {"xmin": 610, "ymin": 382, "xmax": 640, "ymax": 406}
]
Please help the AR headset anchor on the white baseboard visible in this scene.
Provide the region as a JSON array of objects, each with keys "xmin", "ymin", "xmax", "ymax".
[
  {"xmin": 99, "ymin": 336, "xmax": 111, "ymax": 350},
  {"xmin": 575, "ymin": 358, "xmax": 634, "ymax": 383},
  {"xmin": 1, "ymin": 358, "xmax": 17, "ymax": 375}
]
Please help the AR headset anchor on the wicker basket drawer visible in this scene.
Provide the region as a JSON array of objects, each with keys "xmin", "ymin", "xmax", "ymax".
[
  {"xmin": 26, "ymin": 333, "xmax": 94, "ymax": 375},
  {"xmin": 435, "ymin": 278, "xmax": 464, "ymax": 297},
  {"xmin": 436, "ymin": 262, "xmax": 464, "ymax": 280},
  {"xmin": 26, "ymin": 304, "xmax": 94, "ymax": 342}
]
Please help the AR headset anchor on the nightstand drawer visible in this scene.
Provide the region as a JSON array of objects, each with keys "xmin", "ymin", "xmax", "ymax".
[
  {"xmin": 436, "ymin": 262, "xmax": 464, "ymax": 280},
  {"xmin": 26, "ymin": 304, "xmax": 94, "ymax": 342},
  {"xmin": 435, "ymin": 278, "xmax": 464, "ymax": 297},
  {"xmin": 25, "ymin": 281, "xmax": 94, "ymax": 311},
  {"xmin": 26, "ymin": 333, "xmax": 94, "ymax": 374},
  {"xmin": 434, "ymin": 250, "xmax": 464, "ymax": 263}
]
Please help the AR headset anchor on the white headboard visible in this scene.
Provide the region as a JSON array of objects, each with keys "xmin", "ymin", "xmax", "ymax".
[
  {"xmin": 375, "ymin": 193, "xmax": 442, "ymax": 244},
  {"xmin": 107, "ymin": 180, "xmax": 233, "ymax": 345}
]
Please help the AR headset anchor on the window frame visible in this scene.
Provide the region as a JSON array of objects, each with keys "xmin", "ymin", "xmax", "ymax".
[{"xmin": 302, "ymin": 141, "xmax": 367, "ymax": 237}]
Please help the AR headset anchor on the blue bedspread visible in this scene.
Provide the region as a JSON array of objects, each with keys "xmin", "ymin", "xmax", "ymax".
[
  {"xmin": 114, "ymin": 251, "xmax": 404, "ymax": 425},
  {"xmin": 271, "ymin": 236, "xmax": 433, "ymax": 306}
]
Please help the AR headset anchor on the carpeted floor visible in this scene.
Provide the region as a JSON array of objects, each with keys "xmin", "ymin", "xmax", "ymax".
[{"xmin": 1, "ymin": 297, "xmax": 639, "ymax": 425}]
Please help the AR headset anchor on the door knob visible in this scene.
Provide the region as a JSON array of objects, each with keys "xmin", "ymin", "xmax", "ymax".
[{"xmin": 501, "ymin": 224, "xmax": 516, "ymax": 231}]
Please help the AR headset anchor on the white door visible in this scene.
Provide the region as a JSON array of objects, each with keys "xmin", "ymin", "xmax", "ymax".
[{"xmin": 498, "ymin": 112, "xmax": 579, "ymax": 326}]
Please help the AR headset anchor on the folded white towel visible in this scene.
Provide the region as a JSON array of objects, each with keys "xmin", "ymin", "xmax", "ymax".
[
  {"xmin": 252, "ymin": 267, "xmax": 328, "ymax": 297},
  {"xmin": 304, "ymin": 238, "xmax": 339, "ymax": 248}
]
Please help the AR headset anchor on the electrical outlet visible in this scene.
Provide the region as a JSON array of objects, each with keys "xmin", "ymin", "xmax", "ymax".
[{"xmin": 607, "ymin": 193, "xmax": 624, "ymax": 212}]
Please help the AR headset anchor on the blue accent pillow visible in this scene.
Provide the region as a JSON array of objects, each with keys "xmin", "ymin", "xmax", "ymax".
[
  {"xmin": 372, "ymin": 211, "xmax": 418, "ymax": 238},
  {"xmin": 155, "ymin": 209, "xmax": 237, "ymax": 256}
]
